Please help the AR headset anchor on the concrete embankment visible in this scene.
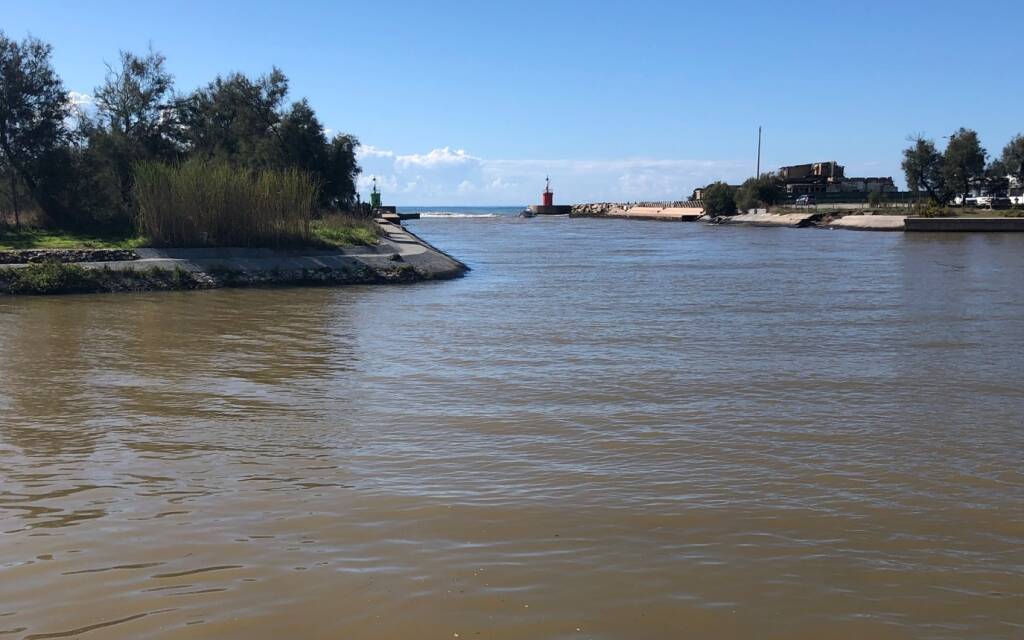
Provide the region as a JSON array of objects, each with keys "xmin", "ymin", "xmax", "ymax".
[
  {"xmin": 715, "ymin": 212, "xmax": 820, "ymax": 227},
  {"xmin": 0, "ymin": 221, "xmax": 468, "ymax": 296},
  {"xmin": 905, "ymin": 217, "xmax": 1024, "ymax": 232},
  {"xmin": 823, "ymin": 215, "xmax": 906, "ymax": 231}
]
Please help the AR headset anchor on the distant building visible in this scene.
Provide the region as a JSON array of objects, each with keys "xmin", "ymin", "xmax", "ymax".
[
  {"xmin": 778, "ymin": 161, "xmax": 844, "ymax": 184},
  {"xmin": 777, "ymin": 161, "xmax": 897, "ymax": 195},
  {"xmin": 1008, "ymin": 176, "xmax": 1023, "ymax": 205}
]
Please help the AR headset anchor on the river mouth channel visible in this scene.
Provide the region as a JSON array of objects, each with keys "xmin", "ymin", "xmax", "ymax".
[{"xmin": 2, "ymin": 215, "xmax": 1023, "ymax": 639}]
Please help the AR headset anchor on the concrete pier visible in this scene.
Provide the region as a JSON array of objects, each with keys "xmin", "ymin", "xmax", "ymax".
[
  {"xmin": 528, "ymin": 204, "xmax": 572, "ymax": 215},
  {"xmin": 905, "ymin": 217, "xmax": 1024, "ymax": 232}
]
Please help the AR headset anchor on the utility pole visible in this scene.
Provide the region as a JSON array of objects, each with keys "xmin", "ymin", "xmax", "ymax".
[{"xmin": 756, "ymin": 126, "xmax": 762, "ymax": 179}]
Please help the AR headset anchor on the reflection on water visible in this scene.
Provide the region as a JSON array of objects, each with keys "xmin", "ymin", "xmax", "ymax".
[{"xmin": 1, "ymin": 218, "xmax": 1023, "ymax": 639}]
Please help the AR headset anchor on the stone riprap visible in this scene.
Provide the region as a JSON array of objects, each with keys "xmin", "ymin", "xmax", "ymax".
[
  {"xmin": 0, "ymin": 248, "xmax": 139, "ymax": 264},
  {"xmin": 571, "ymin": 203, "xmax": 704, "ymax": 221}
]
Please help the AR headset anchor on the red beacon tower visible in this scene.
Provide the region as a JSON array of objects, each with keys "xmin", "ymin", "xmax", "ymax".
[
  {"xmin": 542, "ymin": 176, "xmax": 554, "ymax": 207},
  {"xmin": 527, "ymin": 176, "xmax": 571, "ymax": 216}
]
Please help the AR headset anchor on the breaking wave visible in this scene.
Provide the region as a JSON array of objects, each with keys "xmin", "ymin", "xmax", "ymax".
[{"xmin": 416, "ymin": 212, "xmax": 504, "ymax": 218}]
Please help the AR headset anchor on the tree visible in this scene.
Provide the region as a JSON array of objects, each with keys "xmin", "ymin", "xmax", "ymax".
[
  {"xmin": 983, "ymin": 159, "xmax": 1009, "ymax": 195},
  {"xmin": 1, "ymin": 163, "xmax": 25, "ymax": 226},
  {"xmin": 176, "ymin": 67, "xmax": 288, "ymax": 165},
  {"xmin": 277, "ymin": 99, "xmax": 328, "ymax": 175},
  {"xmin": 1000, "ymin": 134, "xmax": 1024, "ymax": 187},
  {"xmin": 735, "ymin": 173, "xmax": 780, "ymax": 212},
  {"xmin": 942, "ymin": 127, "xmax": 986, "ymax": 203},
  {"xmin": 94, "ymin": 48, "xmax": 176, "ymax": 150},
  {"xmin": 323, "ymin": 133, "xmax": 360, "ymax": 210},
  {"xmin": 901, "ymin": 136, "xmax": 948, "ymax": 204},
  {"xmin": 89, "ymin": 47, "xmax": 178, "ymax": 215},
  {"xmin": 702, "ymin": 181, "xmax": 737, "ymax": 216},
  {"xmin": 0, "ymin": 32, "xmax": 73, "ymax": 224}
]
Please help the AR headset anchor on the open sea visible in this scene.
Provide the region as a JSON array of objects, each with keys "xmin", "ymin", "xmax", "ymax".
[{"xmin": 1, "ymin": 207, "xmax": 1023, "ymax": 639}]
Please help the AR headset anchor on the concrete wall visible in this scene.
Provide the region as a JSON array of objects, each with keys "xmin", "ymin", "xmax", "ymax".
[{"xmin": 905, "ymin": 217, "xmax": 1024, "ymax": 232}]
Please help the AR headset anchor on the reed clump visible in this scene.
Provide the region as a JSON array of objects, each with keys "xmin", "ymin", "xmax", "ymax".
[{"xmin": 133, "ymin": 159, "xmax": 318, "ymax": 247}]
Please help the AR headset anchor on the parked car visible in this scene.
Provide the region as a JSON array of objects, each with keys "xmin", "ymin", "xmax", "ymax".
[
  {"xmin": 795, "ymin": 195, "xmax": 815, "ymax": 205},
  {"xmin": 988, "ymin": 196, "xmax": 1012, "ymax": 209}
]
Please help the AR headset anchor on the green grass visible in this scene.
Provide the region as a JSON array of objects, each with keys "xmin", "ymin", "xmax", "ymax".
[
  {"xmin": 312, "ymin": 214, "xmax": 380, "ymax": 247},
  {"xmin": 0, "ymin": 227, "xmax": 146, "ymax": 250},
  {"xmin": 1, "ymin": 216, "xmax": 380, "ymax": 251}
]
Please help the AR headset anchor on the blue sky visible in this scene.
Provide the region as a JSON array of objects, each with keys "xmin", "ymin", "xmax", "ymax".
[{"xmin": 5, "ymin": 0, "xmax": 1023, "ymax": 205}]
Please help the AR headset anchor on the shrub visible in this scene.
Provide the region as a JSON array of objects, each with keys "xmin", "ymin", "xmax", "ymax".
[
  {"xmin": 133, "ymin": 158, "xmax": 318, "ymax": 247},
  {"xmin": 702, "ymin": 181, "xmax": 737, "ymax": 216}
]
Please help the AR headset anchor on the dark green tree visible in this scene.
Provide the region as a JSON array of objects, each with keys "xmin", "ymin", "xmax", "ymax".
[
  {"xmin": 0, "ymin": 32, "xmax": 74, "ymax": 224},
  {"xmin": 277, "ymin": 99, "xmax": 328, "ymax": 175},
  {"xmin": 1000, "ymin": 134, "xmax": 1024, "ymax": 187},
  {"xmin": 702, "ymin": 181, "xmax": 737, "ymax": 216},
  {"xmin": 983, "ymin": 159, "xmax": 1009, "ymax": 195},
  {"xmin": 942, "ymin": 128, "xmax": 986, "ymax": 203},
  {"xmin": 735, "ymin": 173, "xmax": 780, "ymax": 212},
  {"xmin": 176, "ymin": 67, "xmax": 288, "ymax": 165},
  {"xmin": 901, "ymin": 136, "xmax": 948, "ymax": 204},
  {"xmin": 87, "ymin": 47, "xmax": 178, "ymax": 217},
  {"xmin": 323, "ymin": 133, "xmax": 360, "ymax": 210}
]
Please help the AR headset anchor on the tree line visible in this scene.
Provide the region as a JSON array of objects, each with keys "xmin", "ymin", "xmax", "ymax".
[
  {"xmin": 0, "ymin": 32, "xmax": 361, "ymax": 229},
  {"xmin": 901, "ymin": 129, "xmax": 1024, "ymax": 205}
]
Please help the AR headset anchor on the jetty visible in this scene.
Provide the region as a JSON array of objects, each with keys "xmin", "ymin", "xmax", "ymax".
[{"xmin": 526, "ymin": 177, "xmax": 572, "ymax": 215}]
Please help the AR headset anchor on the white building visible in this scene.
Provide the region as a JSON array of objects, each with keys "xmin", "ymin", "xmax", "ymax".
[{"xmin": 1010, "ymin": 176, "xmax": 1023, "ymax": 205}]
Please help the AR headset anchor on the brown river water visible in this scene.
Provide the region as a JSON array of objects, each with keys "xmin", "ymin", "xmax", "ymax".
[{"xmin": 1, "ymin": 213, "xmax": 1023, "ymax": 639}]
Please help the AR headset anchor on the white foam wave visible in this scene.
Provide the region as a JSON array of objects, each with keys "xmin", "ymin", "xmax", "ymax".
[{"xmin": 416, "ymin": 212, "xmax": 502, "ymax": 218}]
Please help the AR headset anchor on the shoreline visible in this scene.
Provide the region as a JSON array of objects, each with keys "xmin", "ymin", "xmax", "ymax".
[
  {"xmin": 0, "ymin": 221, "xmax": 468, "ymax": 296},
  {"xmin": 570, "ymin": 203, "xmax": 1024, "ymax": 232}
]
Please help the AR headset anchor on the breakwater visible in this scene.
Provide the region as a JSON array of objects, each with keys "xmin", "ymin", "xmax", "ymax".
[{"xmin": 0, "ymin": 222, "xmax": 467, "ymax": 295}]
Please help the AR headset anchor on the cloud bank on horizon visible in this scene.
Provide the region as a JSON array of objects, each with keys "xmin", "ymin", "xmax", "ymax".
[{"xmin": 356, "ymin": 145, "xmax": 749, "ymax": 206}]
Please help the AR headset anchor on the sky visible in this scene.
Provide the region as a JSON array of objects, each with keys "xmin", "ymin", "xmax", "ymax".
[{"xmin": 4, "ymin": 0, "xmax": 1023, "ymax": 205}]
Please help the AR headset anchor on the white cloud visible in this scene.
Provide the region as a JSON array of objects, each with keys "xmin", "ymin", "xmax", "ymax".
[
  {"xmin": 358, "ymin": 144, "xmax": 395, "ymax": 159},
  {"xmin": 395, "ymin": 146, "xmax": 479, "ymax": 169},
  {"xmin": 356, "ymin": 143, "xmax": 748, "ymax": 206},
  {"xmin": 68, "ymin": 91, "xmax": 94, "ymax": 107}
]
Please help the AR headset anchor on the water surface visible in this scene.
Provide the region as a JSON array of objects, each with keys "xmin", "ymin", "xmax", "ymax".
[{"xmin": 1, "ymin": 214, "xmax": 1023, "ymax": 638}]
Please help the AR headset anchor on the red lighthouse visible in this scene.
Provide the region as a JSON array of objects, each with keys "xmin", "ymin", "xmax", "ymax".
[{"xmin": 526, "ymin": 175, "xmax": 571, "ymax": 216}]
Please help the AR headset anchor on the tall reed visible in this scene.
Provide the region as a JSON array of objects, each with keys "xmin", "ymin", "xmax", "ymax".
[{"xmin": 133, "ymin": 159, "xmax": 318, "ymax": 247}]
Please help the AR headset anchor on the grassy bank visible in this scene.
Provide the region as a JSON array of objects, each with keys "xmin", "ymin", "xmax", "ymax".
[
  {"xmin": 0, "ymin": 227, "xmax": 146, "ymax": 250},
  {"xmin": 0, "ymin": 262, "xmax": 202, "ymax": 294},
  {"xmin": 311, "ymin": 215, "xmax": 380, "ymax": 247},
  {"xmin": 1, "ymin": 214, "xmax": 378, "ymax": 251},
  {"xmin": 0, "ymin": 258, "xmax": 424, "ymax": 296}
]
